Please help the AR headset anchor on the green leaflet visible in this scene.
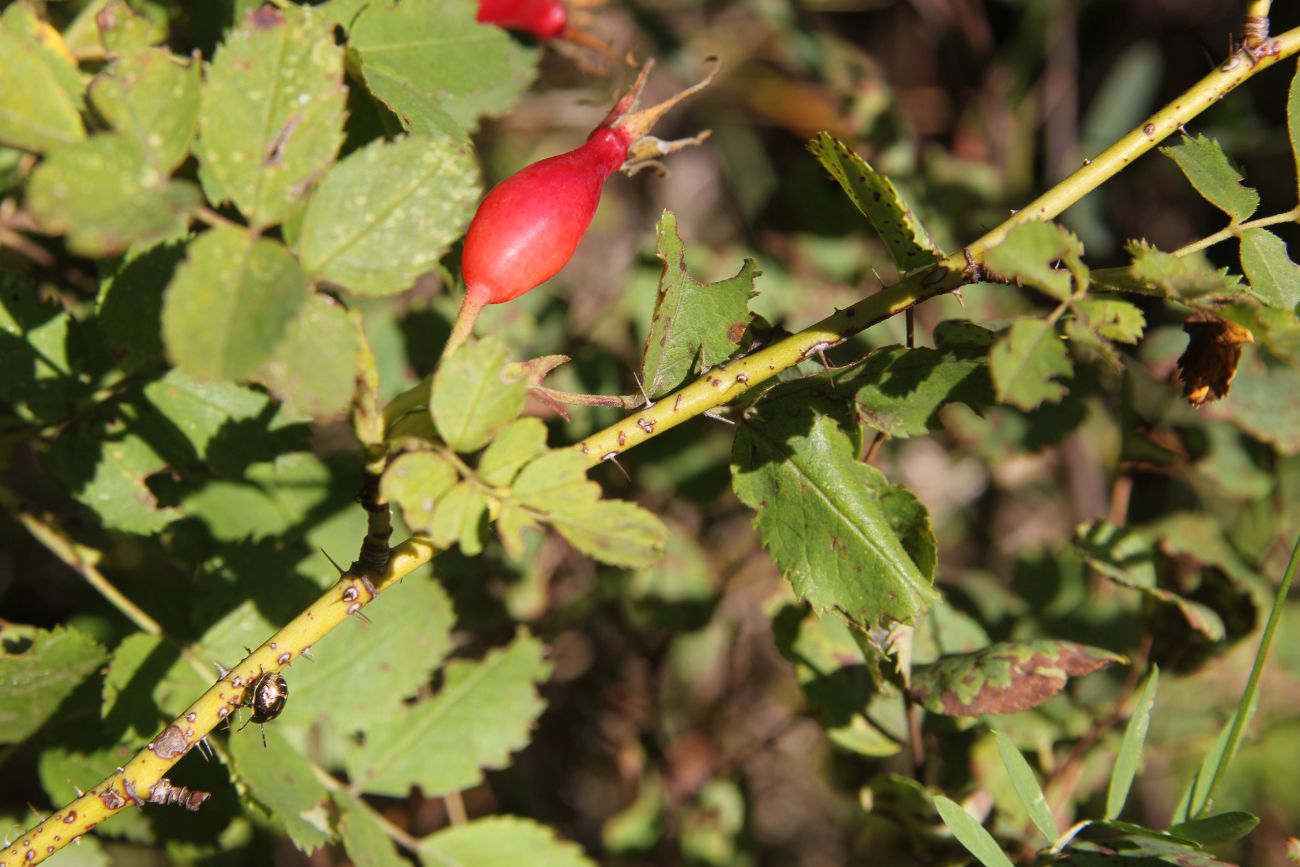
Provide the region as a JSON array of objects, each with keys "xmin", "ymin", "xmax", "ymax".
[
  {"xmin": 640, "ymin": 210, "xmax": 759, "ymax": 399},
  {"xmin": 730, "ymin": 384, "xmax": 937, "ymax": 629},
  {"xmin": 807, "ymin": 132, "xmax": 940, "ymax": 273}
]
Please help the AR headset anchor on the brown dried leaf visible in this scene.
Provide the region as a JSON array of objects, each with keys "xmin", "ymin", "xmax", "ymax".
[{"xmin": 1176, "ymin": 311, "xmax": 1254, "ymax": 406}]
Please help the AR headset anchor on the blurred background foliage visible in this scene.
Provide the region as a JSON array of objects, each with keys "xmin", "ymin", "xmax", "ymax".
[{"xmin": 2, "ymin": 0, "xmax": 1300, "ymax": 865}]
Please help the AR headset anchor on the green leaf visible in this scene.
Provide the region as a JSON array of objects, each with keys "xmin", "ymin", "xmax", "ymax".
[
  {"xmin": 1072, "ymin": 297, "xmax": 1145, "ymax": 343},
  {"xmin": 730, "ymin": 385, "xmax": 938, "ymax": 629},
  {"xmin": 1216, "ymin": 345, "xmax": 1300, "ymax": 455},
  {"xmin": 994, "ymin": 731, "xmax": 1058, "ymax": 843},
  {"xmin": 94, "ymin": 0, "xmax": 167, "ymax": 54},
  {"xmin": 510, "ymin": 449, "xmax": 668, "ymax": 568},
  {"xmin": 1239, "ymin": 227, "xmax": 1300, "ymax": 311},
  {"xmin": 334, "ymin": 791, "xmax": 408, "ymax": 867},
  {"xmin": 1168, "ymin": 811, "xmax": 1259, "ymax": 847},
  {"xmin": 282, "ymin": 573, "xmax": 455, "ymax": 736},
  {"xmin": 229, "ymin": 726, "xmax": 334, "ymax": 852},
  {"xmin": 421, "ymin": 816, "xmax": 597, "ymax": 867},
  {"xmin": 933, "ymin": 796, "xmax": 1014, "ymax": 867},
  {"xmin": 382, "ymin": 451, "xmax": 460, "ymax": 535},
  {"xmin": 432, "ymin": 337, "xmax": 528, "ymax": 453},
  {"xmin": 88, "ymin": 48, "xmax": 199, "ymax": 173},
  {"xmin": 1106, "ymin": 667, "xmax": 1159, "ymax": 820},
  {"xmin": 1174, "ymin": 714, "xmax": 1237, "ymax": 824},
  {"xmin": 139, "ymin": 368, "xmax": 272, "ymax": 463},
  {"xmin": 984, "ymin": 221, "xmax": 1084, "ymax": 301},
  {"xmin": 641, "ymin": 210, "xmax": 759, "ymax": 398},
  {"xmin": 0, "ymin": 28, "xmax": 85, "ymax": 153},
  {"xmin": 0, "ymin": 626, "xmax": 106, "ymax": 743},
  {"xmin": 806, "ymin": 132, "xmax": 941, "ymax": 272},
  {"xmin": 26, "ymin": 134, "xmax": 200, "ymax": 256},
  {"xmin": 771, "ymin": 603, "xmax": 900, "ymax": 757},
  {"xmin": 97, "ymin": 238, "xmax": 185, "ymax": 372},
  {"xmin": 431, "ymin": 480, "xmax": 489, "ymax": 555},
  {"xmin": 478, "ymin": 416, "xmax": 549, "ymax": 487},
  {"xmin": 1075, "ymin": 522, "xmax": 1225, "ymax": 641},
  {"xmin": 548, "ymin": 500, "xmax": 667, "ymax": 569},
  {"xmin": 989, "ymin": 319, "xmax": 1072, "ymax": 410},
  {"xmin": 51, "ymin": 412, "xmax": 182, "ymax": 534},
  {"xmin": 1161, "ymin": 134, "xmax": 1258, "ymax": 223},
  {"xmin": 838, "ymin": 334, "xmax": 994, "ymax": 439},
  {"xmin": 911, "ymin": 640, "xmax": 1123, "ymax": 716},
  {"xmin": 350, "ymin": 0, "xmax": 538, "ymax": 133},
  {"xmin": 298, "ymin": 134, "xmax": 480, "ymax": 296},
  {"xmin": 1093, "ymin": 240, "xmax": 1242, "ymax": 300},
  {"xmin": 100, "ymin": 632, "xmax": 183, "ymax": 745},
  {"xmin": 348, "ymin": 631, "xmax": 552, "ymax": 798},
  {"xmin": 162, "ymin": 225, "xmax": 309, "ymax": 381},
  {"xmin": 259, "ymin": 293, "xmax": 360, "ymax": 419},
  {"xmin": 195, "ymin": 5, "xmax": 346, "ymax": 226}
]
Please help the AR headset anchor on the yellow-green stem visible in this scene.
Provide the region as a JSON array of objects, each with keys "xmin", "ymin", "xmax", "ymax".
[
  {"xmin": 1173, "ymin": 206, "xmax": 1300, "ymax": 257},
  {"xmin": 9, "ymin": 29, "xmax": 1299, "ymax": 866}
]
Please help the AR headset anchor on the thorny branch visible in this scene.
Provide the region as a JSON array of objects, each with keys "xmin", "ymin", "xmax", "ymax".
[{"xmin": 7, "ymin": 27, "xmax": 1300, "ymax": 867}]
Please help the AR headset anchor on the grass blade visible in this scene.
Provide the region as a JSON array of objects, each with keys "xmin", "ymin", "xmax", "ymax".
[
  {"xmin": 1106, "ymin": 666, "xmax": 1160, "ymax": 820},
  {"xmin": 933, "ymin": 795, "xmax": 1015, "ymax": 867},
  {"xmin": 994, "ymin": 731, "xmax": 1058, "ymax": 843}
]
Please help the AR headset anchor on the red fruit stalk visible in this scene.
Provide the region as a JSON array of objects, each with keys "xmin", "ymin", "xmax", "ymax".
[
  {"xmin": 445, "ymin": 60, "xmax": 717, "ymax": 358},
  {"xmin": 476, "ymin": 0, "xmax": 568, "ymax": 41}
]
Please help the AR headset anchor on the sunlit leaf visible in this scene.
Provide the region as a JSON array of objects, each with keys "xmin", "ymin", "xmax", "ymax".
[
  {"xmin": 933, "ymin": 796, "xmax": 1014, "ymax": 867},
  {"xmin": 731, "ymin": 384, "xmax": 938, "ymax": 629},
  {"xmin": 994, "ymin": 731, "xmax": 1057, "ymax": 843},
  {"xmin": 350, "ymin": 0, "xmax": 537, "ymax": 133},
  {"xmin": 421, "ymin": 816, "xmax": 596, "ymax": 867},
  {"xmin": 382, "ymin": 451, "xmax": 460, "ymax": 535},
  {"xmin": 984, "ymin": 221, "xmax": 1085, "ymax": 301},
  {"xmin": 195, "ymin": 5, "xmax": 346, "ymax": 226},
  {"xmin": 298, "ymin": 134, "xmax": 480, "ymax": 297},
  {"xmin": 1161, "ymin": 133, "xmax": 1258, "ymax": 223},
  {"xmin": 88, "ymin": 48, "xmax": 199, "ymax": 173},
  {"xmin": 161, "ymin": 225, "xmax": 309, "ymax": 381},
  {"xmin": 258, "ymin": 293, "xmax": 360, "ymax": 419},
  {"xmin": 641, "ymin": 210, "xmax": 759, "ymax": 399},
  {"xmin": 26, "ymin": 134, "xmax": 199, "ymax": 256},
  {"xmin": 1239, "ymin": 227, "xmax": 1300, "ymax": 311},
  {"xmin": 432, "ymin": 337, "xmax": 528, "ymax": 453},
  {"xmin": 807, "ymin": 132, "xmax": 941, "ymax": 272}
]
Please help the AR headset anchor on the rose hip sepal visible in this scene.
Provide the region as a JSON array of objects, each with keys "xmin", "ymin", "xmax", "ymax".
[{"xmin": 444, "ymin": 59, "xmax": 718, "ymax": 358}]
